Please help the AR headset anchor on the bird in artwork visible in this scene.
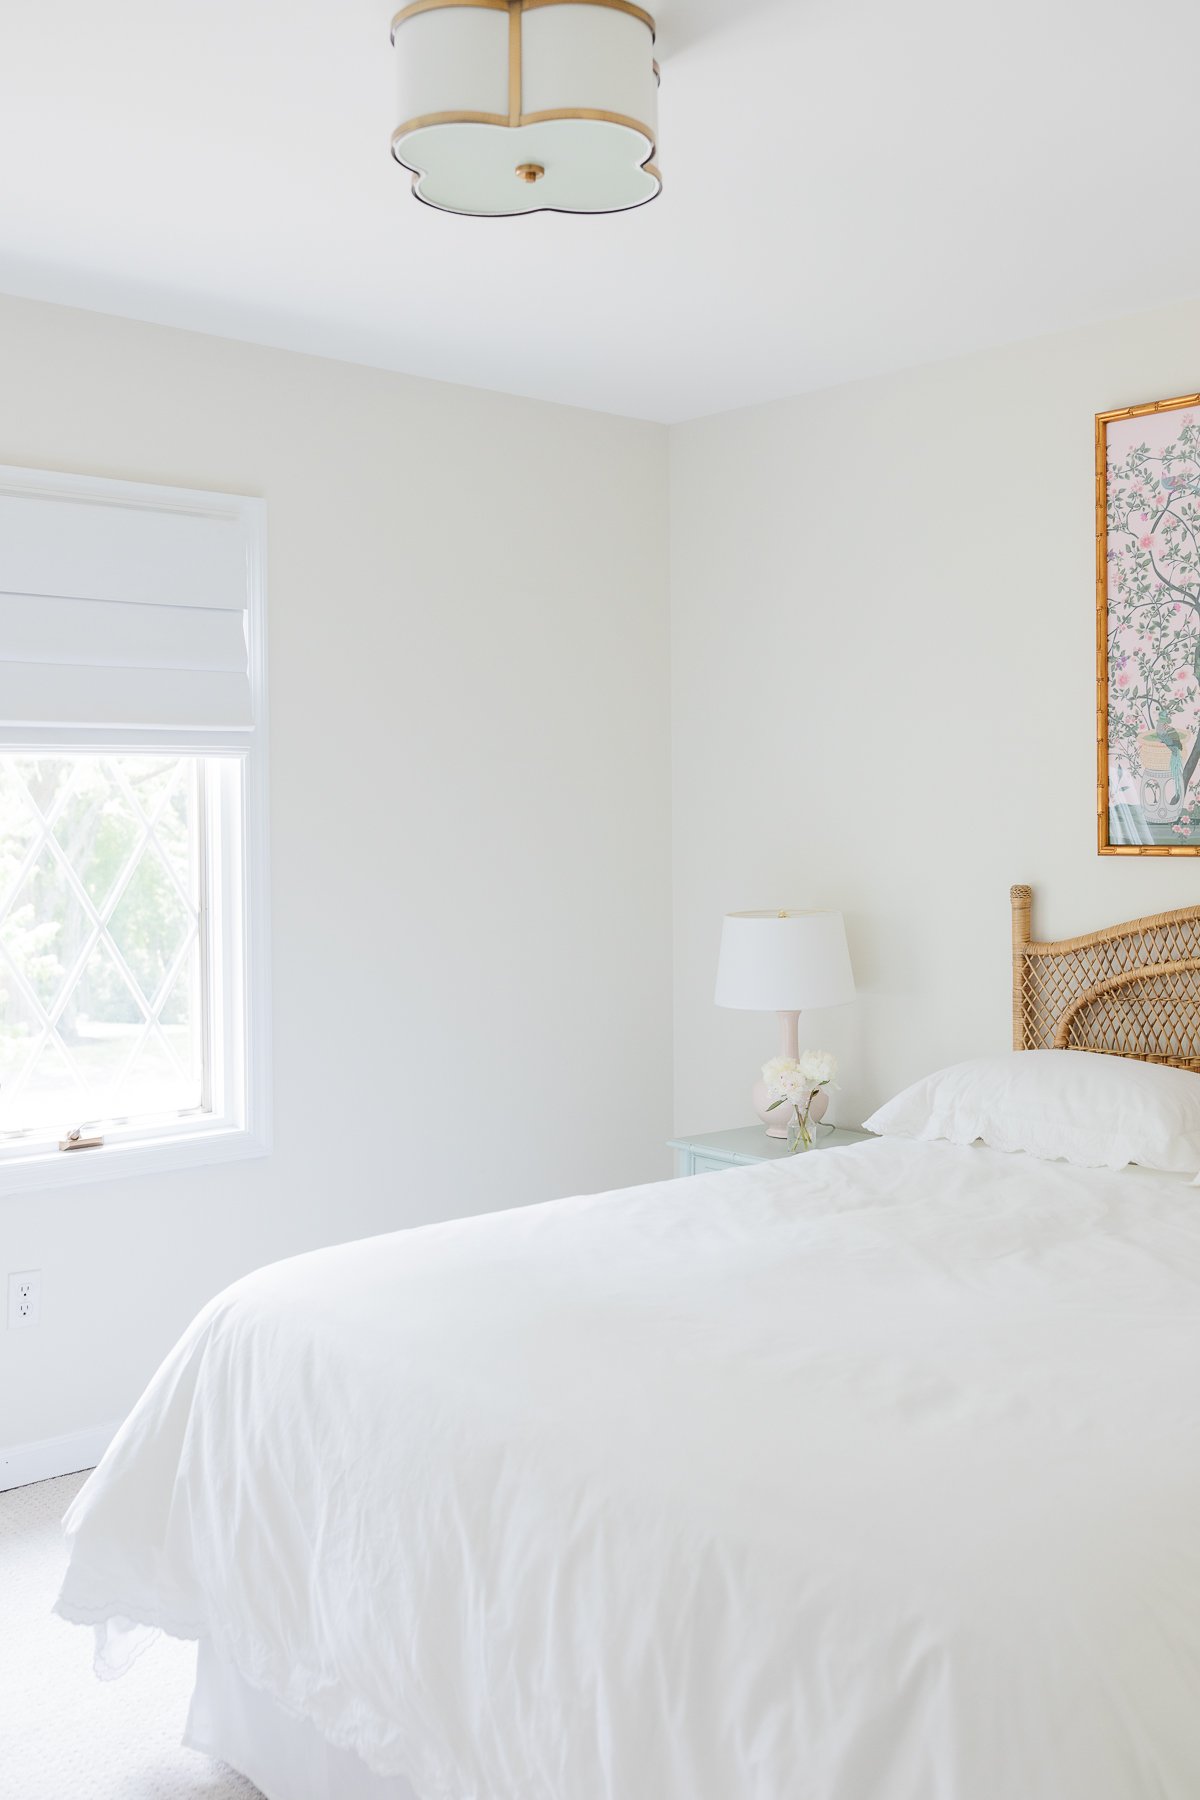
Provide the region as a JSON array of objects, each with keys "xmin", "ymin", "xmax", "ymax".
[{"xmin": 1151, "ymin": 706, "xmax": 1187, "ymax": 802}]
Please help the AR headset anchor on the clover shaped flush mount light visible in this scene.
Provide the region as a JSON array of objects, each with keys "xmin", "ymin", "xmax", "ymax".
[{"xmin": 390, "ymin": 0, "xmax": 661, "ymax": 217}]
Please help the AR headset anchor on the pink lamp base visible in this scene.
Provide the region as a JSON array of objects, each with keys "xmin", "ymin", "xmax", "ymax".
[
  {"xmin": 754, "ymin": 1081, "xmax": 829, "ymax": 1138},
  {"xmin": 754, "ymin": 1010, "xmax": 830, "ymax": 1136}
]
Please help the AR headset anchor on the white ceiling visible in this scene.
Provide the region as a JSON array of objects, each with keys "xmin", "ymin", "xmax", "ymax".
[{"xmin": 2, "ymin": 0, "xmax": 1198, "ymax": 423}]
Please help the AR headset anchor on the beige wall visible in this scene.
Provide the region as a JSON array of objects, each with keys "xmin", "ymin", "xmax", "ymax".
[
  {"xmin": 10, "ymin": 282, "xmax": 1200, "ymax": 1455},
  {"xmin": 0, "ymin": 295, "xmax": 672, "ymax": 1450},
  {"xmin": 670, "ymin": 299, "xmax": 1200, "ymax": 1136}
]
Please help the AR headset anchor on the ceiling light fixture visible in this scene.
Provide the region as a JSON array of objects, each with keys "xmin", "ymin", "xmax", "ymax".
[{"xmin": 390, "ymin": 0, "xmax": 661, "ymax": 218}]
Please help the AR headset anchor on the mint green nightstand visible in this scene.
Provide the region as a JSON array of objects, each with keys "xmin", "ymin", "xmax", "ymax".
[{"xmin": 667, "ymin": 1124, "xmax": 874, "ymax": 1177}]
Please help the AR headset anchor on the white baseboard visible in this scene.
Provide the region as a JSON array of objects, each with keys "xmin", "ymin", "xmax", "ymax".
[{"xmin": 0, "ymin": 1420, "xmax": 120, "ymax": 1492}]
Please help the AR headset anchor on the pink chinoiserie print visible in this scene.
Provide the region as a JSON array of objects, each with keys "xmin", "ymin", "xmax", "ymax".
[{"xmin": 1105, "ymin": 405, "xmax": 1200, "ymax": 848}]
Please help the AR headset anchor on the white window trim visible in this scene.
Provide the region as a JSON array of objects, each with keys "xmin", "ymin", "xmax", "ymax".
[{"xmin": 0, "ymin": 469, "xmax": 271, "ymax": 1196}]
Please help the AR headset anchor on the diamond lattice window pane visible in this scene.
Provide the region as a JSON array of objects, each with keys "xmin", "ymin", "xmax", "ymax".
[
  {"xmin": 52, "ymin": 764, "xmax": 144, "ymax": 912},
  {"xmin": 10, "ymin": 1036, "xmax": 86, "ymax": 1131},
  {"xmin": 0, "ymin": 844, "xmax": 94, "ymax": 1013},
  {"xmin": 0, "ymin": 766, "xmax": 38, "ymax": 915},
  {"xmin": 149, "ymin": 766, "xmax": 199, "ymax": 901},
  {"xmin": 121, "ymin": 756, "xmax": 183, "ymax": 826},
  {"xmin": 107, "ymin": 842, "xmax": 194, "ymax": 1008},
  {"xmin": 160, "ymin": 959, "xmax": 204, "ymax": 1095},
  {"xmin": 15, "ymin": 757, "xmax": 74, "ymax": 824},
  {"xmin": 0, "ymin": 754, "xmax": 206, "ymax": 1139},
  {"xmin": 0, "ymin": 973, "xmax": 45, "ymax": 1108},
  {"xmin": 57, "ymin": 938, "xmax": 148, "ymax": 1115},
  {"xmin": 119, "ymin": 1026, "xmax": 199, "ymax": 1120}
]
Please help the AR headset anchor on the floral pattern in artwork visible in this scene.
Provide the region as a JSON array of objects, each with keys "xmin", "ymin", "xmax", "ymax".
[{"xmin": 1104, "ymin": 403, "xmax": 1200, "ymax": 849}]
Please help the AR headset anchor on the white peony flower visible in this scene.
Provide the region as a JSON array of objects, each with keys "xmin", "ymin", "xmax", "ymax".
[
  {"xmin": 798, "ymin": 1049, "xmax": 837, "ymax": 1087},
  {"xmin": 762, "ymin": 1056, "xmax": 802, "ymax": 1103}
]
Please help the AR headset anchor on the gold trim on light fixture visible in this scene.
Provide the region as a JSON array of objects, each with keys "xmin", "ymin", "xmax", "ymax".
[
  {"xmin": 508, "ymin": 0, "xmax": 523, "ymax": 124},
  {"xmin": 393, "ymin": 108, "xmax": 656, "ymax": 146},
  {"xmin": 518, "ymin": 107, "xmax": 654, "ymax": 139},
  {"xmin": 391, "ymin": 112, "xmax": 509, "ymax": 143},
  {"xmin": 521, "ymin": 0, "xmax": 655, "ymax": 36},
  {"xmin": 391, "ymin": 0, "xmax": 508, "ymax": 43},
  {"xmin": 391, "ymin": 0, "xmax": 660, "ymax": 212},
  {"xmin": 391, "ymin": 0, "xmax": 656, "ymax": 42}
]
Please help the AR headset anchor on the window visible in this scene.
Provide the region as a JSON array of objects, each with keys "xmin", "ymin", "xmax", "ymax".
[
  {"xmin": 0, "ymin": 752, "xmax": 239, "ymax": 1152},
  {"xmin": 0, "ymin": 467, "xmax": 269, "ymax": 1188}
]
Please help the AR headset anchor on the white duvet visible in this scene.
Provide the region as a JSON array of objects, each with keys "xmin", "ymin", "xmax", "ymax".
[{"xmin": 57, "ymin": 1138, "xmax": 1200, "ymax": 1800}]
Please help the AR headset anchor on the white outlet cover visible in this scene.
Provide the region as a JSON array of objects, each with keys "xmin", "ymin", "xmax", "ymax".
[{"xmin": 8, "ymin": 1269, "xmax": 40, "ymax": 1330}]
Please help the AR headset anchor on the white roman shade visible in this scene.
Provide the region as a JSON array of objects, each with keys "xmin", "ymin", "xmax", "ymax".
[{"xmin": 0, "ymin": 467, "xmax": 264, "ymax": 744}]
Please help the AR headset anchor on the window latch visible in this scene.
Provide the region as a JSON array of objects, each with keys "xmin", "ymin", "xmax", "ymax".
[{"xmin": 59, "ymin": 1127, "xmax": 105, "ymax": 1153}]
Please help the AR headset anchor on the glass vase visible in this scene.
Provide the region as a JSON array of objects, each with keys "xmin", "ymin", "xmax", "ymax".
[{"xmin": 787, "ymin": 1106, "xmax": 817, "ymax": 1153}]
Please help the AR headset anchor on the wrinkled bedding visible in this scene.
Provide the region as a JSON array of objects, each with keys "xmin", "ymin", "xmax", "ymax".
[{"xmin": 57, "ymin": 1138, "xmax": 1200, "ymax": 1799}]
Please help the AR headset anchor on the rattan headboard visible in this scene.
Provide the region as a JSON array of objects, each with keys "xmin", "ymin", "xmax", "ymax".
[{"xmin": 1011, "ymin": 886, "xmax": 1200, "ymax": 1069}]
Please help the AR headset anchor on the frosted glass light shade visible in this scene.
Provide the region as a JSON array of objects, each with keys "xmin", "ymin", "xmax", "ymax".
[
  {"xmin": 391, "ymin": 0, "xmax": 661, "ymax": 217},
  {"xmin": 715, "ymin": 912, "xmax": 856, "ymax": 1013}
]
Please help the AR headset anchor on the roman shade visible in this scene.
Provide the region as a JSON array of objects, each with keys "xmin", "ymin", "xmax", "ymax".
[{"xmin": 0, "ymin": 469, "xmax": 263, "ymax": 743}]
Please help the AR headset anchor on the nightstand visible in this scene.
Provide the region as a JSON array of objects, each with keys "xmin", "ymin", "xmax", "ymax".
[{"xmin": 667, "ymin": 1123, "xmax": 874, "ymax": 1177}]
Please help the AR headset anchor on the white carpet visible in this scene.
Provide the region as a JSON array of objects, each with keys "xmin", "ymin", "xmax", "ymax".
[{"xmin": 0, "ymin": 1469, "xmax": 263, "ymax": 1799}]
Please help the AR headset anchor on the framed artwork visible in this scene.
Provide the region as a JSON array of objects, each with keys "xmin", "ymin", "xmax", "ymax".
[{"xmin": 1098, "ymin": 391, "xmax": 1200, "ymax": 853}]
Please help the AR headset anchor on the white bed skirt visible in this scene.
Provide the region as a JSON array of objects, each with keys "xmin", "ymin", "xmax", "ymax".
[{"xmin": 185, "ymin": 1641, "xmax": 420, "ymax": 1800}]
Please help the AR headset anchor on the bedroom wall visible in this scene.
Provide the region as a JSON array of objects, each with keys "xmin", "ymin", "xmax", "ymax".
[
  {"xmin": 670, "ymin": 296, "xmax": 1200, "ymax": 1136},
  {"xmin": 0, "ymin": 294, "xmax": 672, "ymax": 1455}
]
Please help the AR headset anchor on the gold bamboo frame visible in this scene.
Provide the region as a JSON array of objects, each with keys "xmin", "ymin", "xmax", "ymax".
[
  {"xmin": 1096, "ymin": 390, "xmax": 1200, "ymax": 856},
  {"xmin": 390, "ymin": 0, "xmax": 661, "ymax": 216},
  {"xmin": 1012, "ymin": 884, "xmax": 1200, "ymax": 1068}
]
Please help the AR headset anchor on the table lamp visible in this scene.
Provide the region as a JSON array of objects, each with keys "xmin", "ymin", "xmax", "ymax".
[{"xmin": 715, "ymin": 910, "xmax": 856, "ymax": 1136}]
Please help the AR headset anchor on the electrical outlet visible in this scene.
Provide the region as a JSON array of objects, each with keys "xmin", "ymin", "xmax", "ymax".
[{"xmin": 8, "ymin": 1270, "xmax": 40, "ymax": 1330}]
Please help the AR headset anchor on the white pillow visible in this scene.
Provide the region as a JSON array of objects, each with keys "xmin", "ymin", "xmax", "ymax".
[{"xmin": 863, "ymin": 1049, "xmax": 1200, "ymax": 1173}]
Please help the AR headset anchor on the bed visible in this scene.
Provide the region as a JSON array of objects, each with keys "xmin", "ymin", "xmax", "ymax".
[{"xmin": 56, "ymin": 888, "xmax": 1200, "ymax": 1800}]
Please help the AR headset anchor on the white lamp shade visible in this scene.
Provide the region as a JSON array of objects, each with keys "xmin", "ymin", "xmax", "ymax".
[
  {"xmin": 391, "ymin": 0, "xmax": 660, "ymax": 217},
  {"xmin": 714, "ymin": 911, "xmax": 856, "ymax": 1013}
]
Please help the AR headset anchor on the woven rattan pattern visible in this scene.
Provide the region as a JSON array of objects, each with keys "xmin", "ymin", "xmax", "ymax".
[{"xmin": 1011, "ymin": 886, "xmax": 1200, "ymax": 1071}]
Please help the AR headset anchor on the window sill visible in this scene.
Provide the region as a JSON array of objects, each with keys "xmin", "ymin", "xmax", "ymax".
[{"xmin": 0, "ymin": 1123, "xmax": 270, "ymax": 1196}]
